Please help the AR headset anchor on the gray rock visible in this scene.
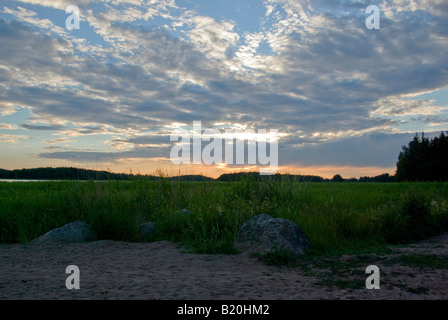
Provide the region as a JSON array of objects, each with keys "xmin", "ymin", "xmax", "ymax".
[
  {"xmin": 31, "ymin": 220, "xmax": 96, "ymax": 244},
  {"xmin": 236, "ymin": 214, "xmax": 311, "ymax": 256},
  {"xmin": 139, "ymin": 222, "xmax": 157, "ymax": 240}
]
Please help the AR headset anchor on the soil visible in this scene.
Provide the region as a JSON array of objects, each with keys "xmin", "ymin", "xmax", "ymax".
[{"xmin": 1, "ymin": 233, "xmax": 447, "ymax": 300}]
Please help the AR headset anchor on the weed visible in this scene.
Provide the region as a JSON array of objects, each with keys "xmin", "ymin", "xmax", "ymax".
[{"xmin": 1, "ymin": 180, "xmax": 447, "ymax": 255}]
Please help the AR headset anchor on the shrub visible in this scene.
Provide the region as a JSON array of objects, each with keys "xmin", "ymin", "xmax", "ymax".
[{"xmin": 381, "ymin": 191, "xmax": 436, "ymax": 244}]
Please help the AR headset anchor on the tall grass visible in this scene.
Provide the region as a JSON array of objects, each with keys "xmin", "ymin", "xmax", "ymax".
[{"xmin": 1, "ymin": 178, "xmax": 447, "ymax": 255}]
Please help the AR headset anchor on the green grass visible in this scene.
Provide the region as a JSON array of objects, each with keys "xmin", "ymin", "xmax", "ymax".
[{"xmin": 1, "ymin": 178, "xmax": 447, "ymax": 256}]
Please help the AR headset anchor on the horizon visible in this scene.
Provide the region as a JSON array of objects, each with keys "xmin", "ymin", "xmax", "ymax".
[
  {"xmin": 1, "ymin": 1, "xmax": 447, "ymax": 178},
  {"xmin": 0, "ymin": 165, "xmax": 395, "ymax": 180}
]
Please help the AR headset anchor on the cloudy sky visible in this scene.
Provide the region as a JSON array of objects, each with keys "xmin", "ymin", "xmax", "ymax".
[{"xmin": 0, "ymin": 0, "xmax": 447, "ymax": 178}]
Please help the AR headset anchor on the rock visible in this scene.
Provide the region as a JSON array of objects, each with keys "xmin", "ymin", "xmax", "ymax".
[
  {"xmin": 139, "ymin": 222, "xmax": 157, "ymax": 240},
  {"xmin": 236, "ymin": 214, "xmax": 311, "ymax": 256},
  {"xmin": 31, "ymin": 220, "xmax": 96, "ymax": 244}
]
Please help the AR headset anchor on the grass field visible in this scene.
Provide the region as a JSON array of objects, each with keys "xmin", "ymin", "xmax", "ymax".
[{"xmin": 1, "ymin": 177, "xmax": 448, "ymax": 256}]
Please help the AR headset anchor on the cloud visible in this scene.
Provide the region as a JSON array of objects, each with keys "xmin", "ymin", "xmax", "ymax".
[
  {"xmin": 43, "ymin": 137, "xmax": 71, "ymax": 144},
  {"xmin": 21, "ymin": 123, "xmax": 66, "ymax": 131},
  {"xmin": 2, "ymin": 6, "xmax": 66, "ymax": 36},
  {"xmin": 278, "ymin": 131, "xmax": 431, "ymax": 168},
  {"xmin": 0, "ymin": 123, "xmax": 17, "ymax": 130},
  {"xmin": 38, "ymin": 146, "xmax": 171, "ymax": 162},
  {"xmin": 182, "ymin": 15, "xmax": 240, "ymax": 61},
  {"xmin": 13, "ymin": 0, "xmax": 94, "ymax": 10},
  {"xmin": 0, "ymin": 134, "xmax": 28, "ymax": 144},
  {"xmin": 371, "ymin": 98, "xmax": 446, "ymax": 117},
  {"xmin": 0, "ymin": 102, "xmax": 18, "ymax": 116}
]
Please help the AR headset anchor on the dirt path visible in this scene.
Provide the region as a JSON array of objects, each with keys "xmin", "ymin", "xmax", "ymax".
[{"xmin": 0, "ymin": 234, "xmax": 447, "ymax": 300}]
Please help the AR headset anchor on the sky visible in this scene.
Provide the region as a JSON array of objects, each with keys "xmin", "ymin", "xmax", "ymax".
[{"xmin": 0, "ymin": 0, "xmax": 447, "ymax": 178}]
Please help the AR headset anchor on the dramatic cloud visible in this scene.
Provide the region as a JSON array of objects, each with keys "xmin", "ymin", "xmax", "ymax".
[{"xmin": 0, "ymin": 0, "xmax": 447, "ymax": 177}]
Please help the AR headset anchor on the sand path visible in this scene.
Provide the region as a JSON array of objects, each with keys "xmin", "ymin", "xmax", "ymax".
[{"xmin": 1, "ymin": 234, "xmax": 447, "ymax": 300}]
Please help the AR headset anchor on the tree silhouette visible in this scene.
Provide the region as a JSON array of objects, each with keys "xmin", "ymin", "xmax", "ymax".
[
  {"xmin": 396, "ymin": 131, "xmax": 448, "ymax": 181},
  {"xmin": 331, "ymin": 174, "xmax": 344, "ymax": 182}
]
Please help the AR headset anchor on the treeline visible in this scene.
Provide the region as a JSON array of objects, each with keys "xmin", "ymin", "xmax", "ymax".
[
  {"xmin": 358, "ymin": 173, "xmax": 395, "ymax": 183},
  {"xmin": 0, "ymin": 167, "xmax": 139, "ymax": 181},
  {"xmin": 0, "ymin": 167, "xmax": 214, "ymax": 181},
  {"xmin": 0, "ymin": 167, "xmax": 395, "ymax": 182},
  {"xmin": 396, "ymin": 131, "xmax": 448, "ymax": 182},
  {"xmin": 218, "ymin": 172, "xmax": 395, "ymax": 183},
  {"xmin": 217, "ymin": 172, "xmax": 327, "ymax": 182}
]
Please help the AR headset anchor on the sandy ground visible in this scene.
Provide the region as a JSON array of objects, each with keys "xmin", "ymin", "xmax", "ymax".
[{"xmin": 0, "ymin": 234, "xmax": 447, "ymax": 300}]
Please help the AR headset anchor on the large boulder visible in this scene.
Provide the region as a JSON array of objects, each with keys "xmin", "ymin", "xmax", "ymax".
[
  {"xmin": 236, "ymin": 214, "xmax": 311, "ymax": 256},
  {"xmin": 31, "ymin": 221, "xmax": 96, "ymax": 244}
]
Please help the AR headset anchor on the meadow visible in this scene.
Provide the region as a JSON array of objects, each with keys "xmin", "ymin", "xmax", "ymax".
[{"xmin": 1, "ymin": 176, "xmax": 448, "ymax": 256}]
